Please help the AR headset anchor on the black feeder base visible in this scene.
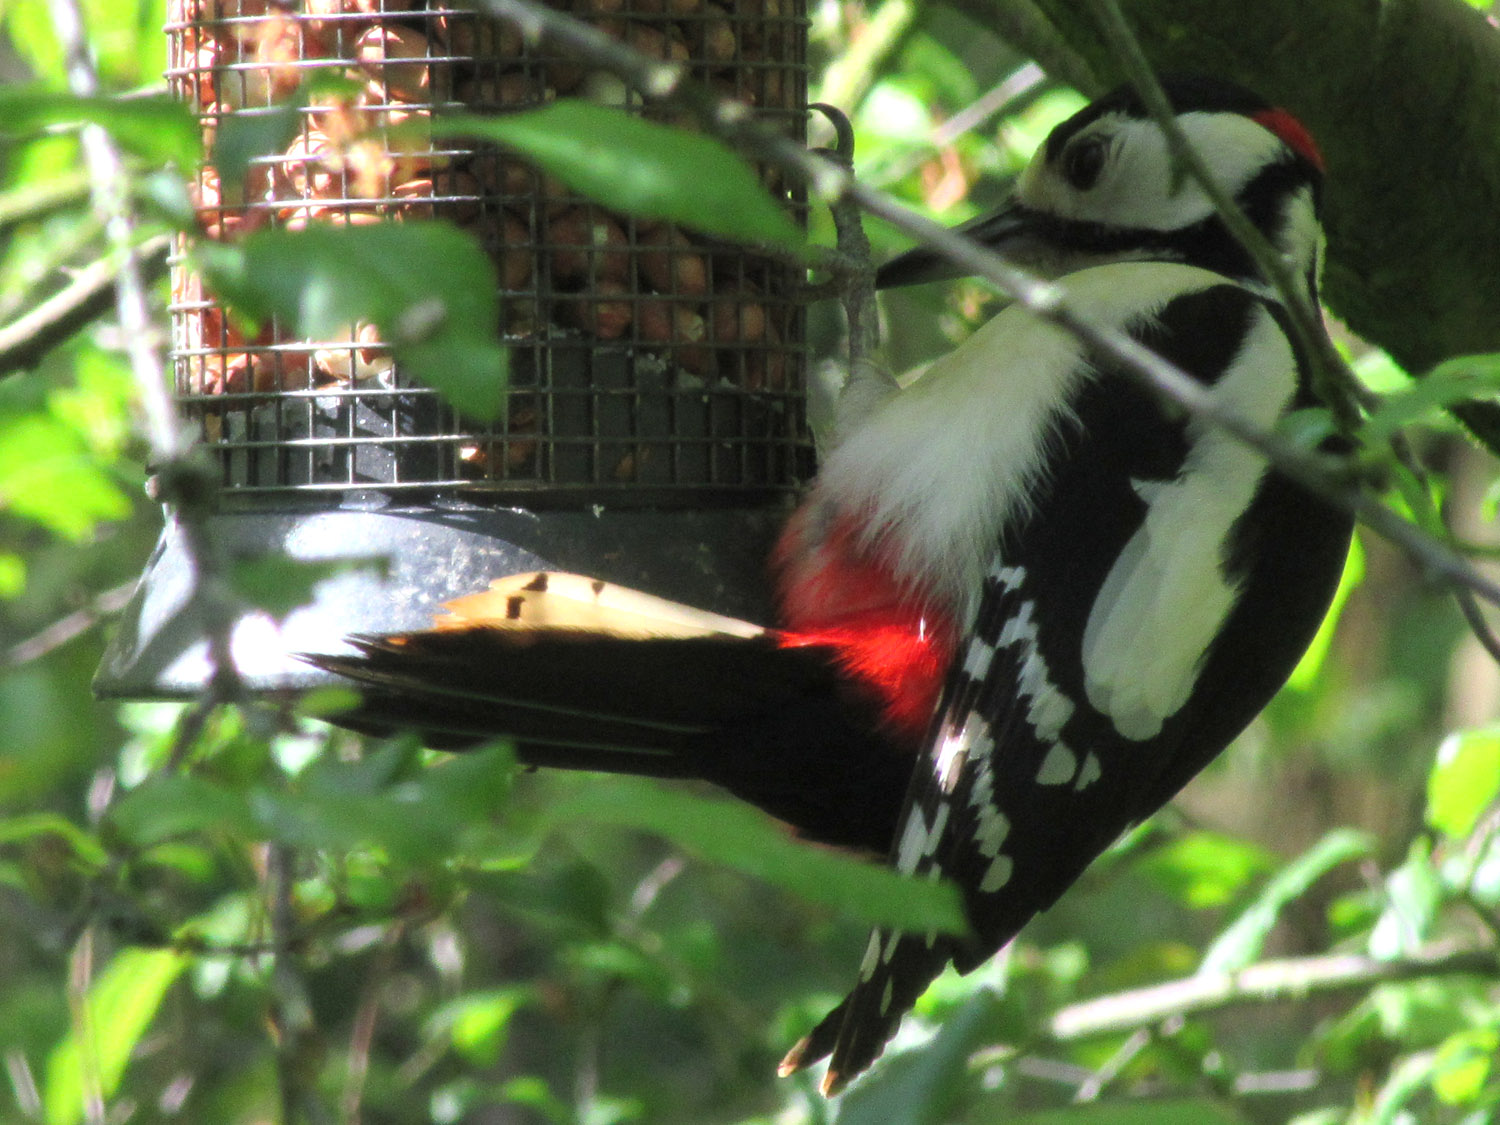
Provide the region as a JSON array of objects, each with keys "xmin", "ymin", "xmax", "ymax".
[{"xmin": 93, "ymin": 500, "xmax": 789, "ymax": 698}]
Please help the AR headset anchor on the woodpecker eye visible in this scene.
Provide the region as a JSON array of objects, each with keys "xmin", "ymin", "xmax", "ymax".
[{"xmin": 1061, "ymin": 137, "xmax": 1108, "ymax": 190}]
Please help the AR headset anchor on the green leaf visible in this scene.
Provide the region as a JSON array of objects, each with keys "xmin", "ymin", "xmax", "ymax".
[
  {"xmin": 42, "ymin": 948, "xmax": 185, "ymax": 1125},
  {"xmin": 1286, "ymin": 534, "xmax": 1363, "ymax": 692},
  {"xmin": 434, "ymin": 102, "xmax": 804, "ymax": 250},
  {"xmin": 1427, "ymin": 727, "xmax": 1500, "ymax": 839},
  {"xmin": 1370, "ymin": 840, "xmax": 1443, "ymax": 959},
  {"xmin": 431, "ymin": 989, "xmax": 534, "ymax": 1066},
  {"xmin": 0, "ymin": 415, "xmax": 132, "ymax": 539},
  {"xmin": 228, "ymin": 555, "xmax": 382, "ymax": 621},
  {"xmin": 1136, "ymin": 831, "xmax": 1278, "ymax": 910},
  {"xmin": 545, "ymin": 776, "xmax": 967, "ymax": 936},
  {"xmin": 204, "ymin": 223, "xmax": 509, "ymax": 420},
  {"xmin": 1361, "ymin": 352, "xmax": 1500, "ymax": 445},
  {"xmin": 1432, "ymin": 1028, "xmax": 1498, "ymax": 1106},
  {"xmin": 1200, "ymin": 829, "xmax": 1373, "ymax": 974},
  {"xmin": 0, "ymin": 813, "xmax": 107, "ymax": 869},
  {"xmin": 211, "ymin": 104, "xmax": 301, "ymax": 194},
  {"xmin": 0, "ymin": 86, "xmax": 200, "ymax": 169},
  {"xmin": 107, "ymin": 775, "xmax": 260, "ymax": 847}
]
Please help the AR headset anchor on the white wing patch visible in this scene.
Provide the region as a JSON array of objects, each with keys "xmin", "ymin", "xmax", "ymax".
[{"xmin": 1081, "ymin": 306, "xmax": 1297, "ymax": 739}]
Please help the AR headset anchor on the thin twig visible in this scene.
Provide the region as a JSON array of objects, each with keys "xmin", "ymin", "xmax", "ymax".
[
  {"xmin": 340, "ymin": 925, "xmax": 403, "ymax": 1125},
  {"xmin": 266, "ymin": 843, "xmax": 327, "ymax": 1125},
  {"xmin": 66, "ymin": 928, "xmax": 108, "ymax": 1125},
  {"xmin": 1084, "ymin": 0, "xmax": 1364, "ymax": 429},
  {"xmin": 46, "ymin": 0, "xmax": 244, "ymax": 714},
  {"xmin": 3, "ymin": 581, "xmax": 138, "ymax": 667},
  {"xmin": 932, "ymin": 62, "xmax": 1048, "ymax": 150},
  {"xmin": 1043, "ymin": 941, "xmax": 1499, "ymax": 1042},
  {"xmin": 0, "ymin": 235, "xmax": 171, "ymax": 376}
]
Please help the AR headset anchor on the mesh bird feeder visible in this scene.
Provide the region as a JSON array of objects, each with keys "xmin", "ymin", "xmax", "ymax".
[{"xmin": 96, "ymin": 0, "xmax": 811, "ymax": 697}]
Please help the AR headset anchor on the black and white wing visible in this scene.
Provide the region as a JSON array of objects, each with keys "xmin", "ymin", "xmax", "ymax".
[{"xmin": 785, "ymin": 283, "xmax": 1354, "ymax": 1094}]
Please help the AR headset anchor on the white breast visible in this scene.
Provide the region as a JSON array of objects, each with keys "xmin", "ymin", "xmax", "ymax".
[{"xmin": 814, "ymin": 262, "xmax": 1239, "ymax": 626}]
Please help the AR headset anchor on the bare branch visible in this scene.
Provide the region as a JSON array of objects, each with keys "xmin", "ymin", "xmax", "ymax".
[
  {"xmin": 1043, "ymin": 941, "xmax": 1500, "ymax": 1042},
  {"xmin": 0, "ymin": 236, "xmax": 170, "ymax": 376},
  {"xmin": 46, "ymin": 0, "xmax": 243, "ymax": 711},
  {"xmin": 3, "ymin": 581, "xmax": 137, "ymax": 667}
]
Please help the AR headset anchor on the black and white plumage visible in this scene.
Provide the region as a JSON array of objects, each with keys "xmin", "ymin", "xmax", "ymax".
[
  {"xmin": 308, "ymin": 77, "xmax": 1353, "ymax": 1095},
  {"xmin": 776, "ymin": 76, "xmax": 1349, "ymax": 1090}
]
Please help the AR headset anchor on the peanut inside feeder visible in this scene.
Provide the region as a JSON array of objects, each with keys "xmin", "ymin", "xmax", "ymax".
[{"xmin": 166, "ymin": 0, "xmax": 811, "ymax": 500}]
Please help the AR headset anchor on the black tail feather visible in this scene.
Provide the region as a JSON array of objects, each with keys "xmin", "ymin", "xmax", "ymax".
[{"xmin": 303, "ymin": 628, "xmax": 914, "ymax": 854}]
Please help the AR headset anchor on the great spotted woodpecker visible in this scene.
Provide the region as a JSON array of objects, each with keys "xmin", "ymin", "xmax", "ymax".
[{"xmin": 308, "ymin": 76, "xmax": 1353, "ymax": 1094}]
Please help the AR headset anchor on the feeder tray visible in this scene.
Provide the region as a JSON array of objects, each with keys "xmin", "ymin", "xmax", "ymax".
[{"xmin": 97, "ymin": 0, "xmax": 812, "ymax": 697}]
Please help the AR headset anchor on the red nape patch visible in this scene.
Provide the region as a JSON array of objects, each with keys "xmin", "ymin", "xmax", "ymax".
[
  {"xmin": 779, "ymin": 617, "xmax": 953, "ymax": 743},
  {"xmin": 1253, "ymin": 108, "xmax": 1324, "ymax": 172}
]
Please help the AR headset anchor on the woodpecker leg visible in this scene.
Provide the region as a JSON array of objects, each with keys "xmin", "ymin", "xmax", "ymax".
[{"xmin": 805, "ymin": 103, "xmax": 899, "ymax": 451}]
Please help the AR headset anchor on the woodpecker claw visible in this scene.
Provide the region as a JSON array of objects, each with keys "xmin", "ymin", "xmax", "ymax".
[{"xmin": 809, "ymin": 102, "xmax": 856, "ymax": 165}]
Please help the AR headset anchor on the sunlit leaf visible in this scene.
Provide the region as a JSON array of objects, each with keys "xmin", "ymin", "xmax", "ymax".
[
  {"xmin": 434, "ymin": 102, "xmax": 803, "ymax": 250},
  {"xmin": 42, "ymin": 948, "xmax": 185, "ymax": 1125},
  {"xmin": 0, "ymin": 87, "xmax": 199, "ymax": 169},
  {"xmin": 1361, "ymin": 352, "xmax": 1500, "ymax": 445},
  {"xmin": 2, "ymin": 0, "xmax": 166, "ymax": 88},
  {"xmin": 1136, "ymin": 831, "xmax": 1278, "ymax": 910},
  {"xmin": 1201, "ymin": 829, "xmax": 1373, "ymax": 973},
  {"xmin": 1287, "ymin": 535, "xmax": 1363, "ymax": 691},
  {"xmin": 1426, "ymin": 727, "xmax": 1500, "ymax": 838},
  {"xmin": 1431, "ymin": 1028, "xmax": 1498, "ymax": 1105},
  {"xmin": 0, "ymin": 553, "xmax": 25, "ymax": 598},
  {"xmin": 0, "ymin": 415, "xmax": 132, "ymax": 540},
  {"xmin": 431, "ymin": 988, "xmax": 534, "ymax": 1066},
  {"xmin": 1370, "ymin": 840, "xmax": 1443, "ymax": 959},
  {"xmin": 202, "ymin": 223, "xmax": 508, "ymax": 419},
  {"xmin": 547, "ymin": 776, "xmax": 967, "ymax": 936}
]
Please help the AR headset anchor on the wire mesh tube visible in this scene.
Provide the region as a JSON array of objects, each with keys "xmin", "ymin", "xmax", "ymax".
[{"xmin": 164, "ymin": 0, "xmax": 812, "ymax": 503}]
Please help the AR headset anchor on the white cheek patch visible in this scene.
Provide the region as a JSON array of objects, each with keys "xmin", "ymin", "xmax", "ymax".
[
  {"xmin": 1081, "ymin": 306, "xmax": 1297, "ymax": 740},
  {"xmin": 1022, "ymin": 114, "xmax": 1291, "ymax": 235}
]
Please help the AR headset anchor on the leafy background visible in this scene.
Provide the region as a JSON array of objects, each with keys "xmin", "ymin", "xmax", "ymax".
[{"xmin": 4, "ymin": 1, "xmax": 1500, "ymax": 1123}]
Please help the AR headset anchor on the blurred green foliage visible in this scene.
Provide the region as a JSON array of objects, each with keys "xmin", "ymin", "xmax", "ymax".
[{"xmin": 3, "ymin": 1, "xmax": 1500, "ymax": 1123}]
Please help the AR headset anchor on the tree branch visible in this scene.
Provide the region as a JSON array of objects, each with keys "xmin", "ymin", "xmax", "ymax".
[
  {"xmin": 1043, "ymin": 941, "xmax": 1500, "ymax": 1042},
  {"xmin": 47, "ymin": 0, "xmax": 243, "ymax": 714},
  {"xmin": 0, "ymin": 236, "xmax": 170, "ymax": 376},
  {"xmin": 3, "ymin": 580, "xmax": 138, "ymax": 668}
]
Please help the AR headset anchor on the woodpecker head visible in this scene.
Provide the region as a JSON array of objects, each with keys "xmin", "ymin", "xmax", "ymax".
[{"xmin": 878, "ymin": 76, "xmax": 1326, "ymax": 299}]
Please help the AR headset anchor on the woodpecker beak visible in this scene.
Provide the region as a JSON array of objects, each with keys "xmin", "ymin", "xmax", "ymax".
[{"xmin": 875, "ymin": 199, "xmax": 1052, "ymax": 289}]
